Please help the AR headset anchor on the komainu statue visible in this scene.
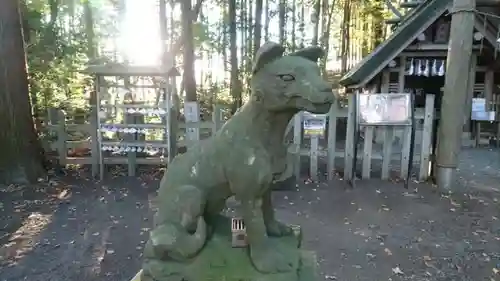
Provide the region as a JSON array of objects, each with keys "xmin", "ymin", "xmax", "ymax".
[{"xmin": 141, "ymin": 42, "xmax": 334, "ymax": 281}]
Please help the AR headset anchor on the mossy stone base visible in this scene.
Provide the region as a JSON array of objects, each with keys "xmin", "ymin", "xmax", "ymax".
[{"xmin": 141, "ymin": 215, "xmax": 317, "ymax": 281}]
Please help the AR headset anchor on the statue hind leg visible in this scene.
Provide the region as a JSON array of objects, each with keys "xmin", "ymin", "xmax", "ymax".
[
  {"xmin": 262, "ymin": 189, "xmax": 293, "ymax": 237},
  {"xmin": 149, "ymin": 185, "xmax": 208, "ymax": 261}
]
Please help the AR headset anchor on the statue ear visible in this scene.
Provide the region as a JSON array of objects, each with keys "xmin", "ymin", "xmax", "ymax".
[
  {"xmin": 252, "ymin": 41, "xmax": 286, "ymax": 74},
  {"xmin": 289, "ymin": 46, "xmax": 325, "ymax": 63}
]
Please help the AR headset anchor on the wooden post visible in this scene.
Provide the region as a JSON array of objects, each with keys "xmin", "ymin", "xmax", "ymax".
[
  {"xmin": 419, "ymin": 94, "xmax": 435, "ymax": 181},
  {"xmin": 436, "ymin": 0, "xmax": 475, "ymax": 191},
  {"xmin": 212, "ymin": 104, "xmax": 223, "ymax": 134},
  {"xmin": 184, "ymin": 101, "xmax": 201, "ymax": 148},
  {"xmin": 50, "ymin": 109, "xmax": 67, "ymax": 166},
  {"xmin": 475, "ymin": 121, "xmax": 481, "ymax": 147},
  {"xmin": 361, "ymin": 126, "xmax": 373, "ymax": 179},
  {"xmin": 484, "ymin": 69, "xmax": 494, "ymax": 147},
  {"xmin": 484, "ymin": 69, "xmax": 494, "ymax": 110},
  {"xmin": 89, "ymin": 90, "xmax": 99, "ymax": 178},
  {"xmin": 380, "ymin": 69, "xmax": 393, "ymax": 180},
  {"xmin": 344, "ymin": 94, "xmax": 356, "ymax": 180},
  {"xmin": 97, "ymin": 82, "xmax": 105, "ymax": 180},
  {"xmin": 326, "ymin": 100, "xmax": 338, "ymax": 180},
  {"xmin": 167, "ymin": 88, "xmax": 179, "ymax": 162},
  {"xmin": 309, "ymin": 133, "xmax": 319, "ymax": 181},
  {"xmin": 398, "ymin": 56, "xmax": 411, "ymax": 180}
]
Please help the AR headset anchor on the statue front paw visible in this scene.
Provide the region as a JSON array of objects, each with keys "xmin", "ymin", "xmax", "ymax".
[
  {"xmin": 250, "ymin": 240, "xmax": 296, "ymax": 273},
  {"xmin": 265, "ymin": 219, "xmax": 293, "ymax": 237}
]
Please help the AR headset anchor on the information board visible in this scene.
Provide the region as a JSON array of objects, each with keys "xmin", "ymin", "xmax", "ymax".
[
  {"xmin": 184, "ymin": 101, "xmax": 200, "ymax": 141},
  {"xmin": 357, "ymin": 93, "xmax": 412, "ymax": 126},
  {"xmin": 471, "ymin": 98, "xmax": 495, "ymax": 121},
  {"xmin": 303, "ymin": 113, "xmax": 326, "ymax": 137},
  {"xmin": 351, "ymin": 92, "xmax": 415, "ymax": 189}
]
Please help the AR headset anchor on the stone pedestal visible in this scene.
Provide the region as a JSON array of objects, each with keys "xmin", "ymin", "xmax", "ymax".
[{"xmin": 141, "ymin": 215, "xmax": 317, "ymax": 281}]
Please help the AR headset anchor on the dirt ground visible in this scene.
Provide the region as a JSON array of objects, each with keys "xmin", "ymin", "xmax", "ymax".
[{"xmin": 1, "ymin": 148, "xmax": 499, "ymax": 281}]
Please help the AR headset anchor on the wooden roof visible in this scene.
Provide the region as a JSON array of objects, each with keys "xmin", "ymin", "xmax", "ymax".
[
  {"xmin": 340, "ymin": 0, "xmax": 499, "ymax": 88},
  {"xmin": 340, "ymin": 0, "xmax": 452, "ymax": 88},
  {"xmin": 84, "ymin": 64, "xmax": 180, "ymax": 77}
]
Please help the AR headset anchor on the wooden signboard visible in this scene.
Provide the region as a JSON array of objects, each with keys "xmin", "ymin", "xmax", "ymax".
[
  {"xmin": 303, "ymin": 113, "xmax": 327, "ymax": 137},
  {"xmin": 471, "ymin": 98, "xmax": 495, "ymax": 121},
  {"xmin": 357, "ymin": 93, "xmax": 412, "ymax": 126}
]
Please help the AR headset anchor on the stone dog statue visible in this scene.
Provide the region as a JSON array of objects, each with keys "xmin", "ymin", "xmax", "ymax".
[{"xmin": 142, "ymin": 42, "xmax": 334, "ymax": 278}]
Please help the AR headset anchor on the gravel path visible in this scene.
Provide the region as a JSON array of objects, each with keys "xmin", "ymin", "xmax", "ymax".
[{"xmin": 1, "ymin": 148, "xmax": 499, "ymax": 281}]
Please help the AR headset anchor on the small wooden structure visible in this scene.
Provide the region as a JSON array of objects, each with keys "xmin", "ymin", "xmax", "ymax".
[
  {"xmin": 337, "ymin": 0, "xmax": 500, "ymax": 181},
  {"xmin": 39, "ymin": 64, "xmax": 225, "ymax": 179},
  {"xmin": 85, "ymin": 64, "xmax": 179, "ymax": 180}
]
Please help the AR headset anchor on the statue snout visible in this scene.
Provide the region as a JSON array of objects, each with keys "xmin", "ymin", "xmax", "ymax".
[{"xmin": 318, "ymin": 86, "xmax": 334, "ymax": 104}]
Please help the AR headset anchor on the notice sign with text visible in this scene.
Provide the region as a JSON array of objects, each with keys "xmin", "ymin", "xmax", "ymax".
[
  {"xmin": 471, "ymin": 98, "xmax": 495, "ymax": 121},
  {"xmin": 358, "ymin": 93, "xmax": 412, "ymax": 126},
  {"xmin": 303, "ymin": 113, "xmax": 326, "ymax": 137}
]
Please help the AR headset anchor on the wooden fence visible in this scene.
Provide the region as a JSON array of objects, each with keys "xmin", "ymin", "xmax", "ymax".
[
  {"xmin": 42, "ymin": 95, "xmax": 436, "ymax": 182},
  {"xmin": 290, "ymin": 94, "xmax": 436, "ymax": 182},
  {"xmin": 42, "ymin": 106, "xmax": 226, "ymax": 177}
]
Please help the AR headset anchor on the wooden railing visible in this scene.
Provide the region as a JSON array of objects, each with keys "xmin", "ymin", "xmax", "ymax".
[{"xmin": 42, "ymin": 97, "xmax": 436, "ymax": 183}]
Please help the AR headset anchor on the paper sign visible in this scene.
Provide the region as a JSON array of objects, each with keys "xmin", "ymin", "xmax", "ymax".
[
  {"xmin": 184, "ymin": 102, "xmax": 200, "ymax": 141},
  {"xmin": 471, "ymin": 111, "xmax": 496, "ymax": 121},
  {"xmin": 184, "ymin": 101, "xmax": 200, "ymax": 123},
  {"xmin": 471, "ymin": 98, "xmax": 495, "ymax": 121},
  {"xmin": 358, "ymin": 93, "xmax": 412, "ymax": 125},
  {"xmin": 303, "ymin": 114, "xmax": 326, "ymax": 137},
  {"xmin": 471, "ymin": 98, "xmax": 486, "ymax": 112}
]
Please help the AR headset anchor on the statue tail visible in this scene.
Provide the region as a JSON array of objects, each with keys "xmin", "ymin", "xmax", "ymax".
[{"xmin": 150, "ymin": 216, "xmax": 207, "ymax": 261}]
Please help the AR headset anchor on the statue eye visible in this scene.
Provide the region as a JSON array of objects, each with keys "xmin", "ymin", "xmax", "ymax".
[{"xmin": 278, "ymin": 74, "xmax": 295, "ymax": 81}]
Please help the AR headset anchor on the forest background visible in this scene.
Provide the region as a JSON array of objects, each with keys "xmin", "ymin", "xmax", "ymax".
[{"xmin": 0, "ymin": 0, "xmax": 397, "ymax": 183}]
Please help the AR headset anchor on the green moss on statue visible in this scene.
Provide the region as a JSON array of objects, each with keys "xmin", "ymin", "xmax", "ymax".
[{"xmin": 141, "ymin": 42, "xmax": 334, "ymax": 281}]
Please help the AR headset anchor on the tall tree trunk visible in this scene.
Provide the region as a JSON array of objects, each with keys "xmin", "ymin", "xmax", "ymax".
[
  {"xmin": 221, "ymin": 6, "xmax": 228, "ymax": 76},
  {"xmin": 340, "ymin": 0, "xmax": 351, "ymax": 73},
  {"xmin": 320, "ymin": 0, "xmax": 335, "ymax": 76},
  {"xmin": 264, "ymin": 0, "xmax": 270, "ymax": 41},
  {"xmin": 0, "ymin": 0, "xmax": 45, "ymax": 184},
  {"xmin": 291, "ymin": 0, "xmax": 297, "ymax": 51},
  {"xmin": 159, "ymin": 0, "xmax": 167, "ymax": 66},
  {"xmin": 253, "ymin": 0, "xmax": 263, "ymax": 55},
  {"xmin": 311, "ymin": 0, "xmax": 321, "ymax": 46},
  {"xmin": 229, "ymin": 0, "xmax": 241, "ymax": 113},
  {"xmin": 278, "ymin": 0, "xmax": 286, "ymax": 44},
  {"xmin": 299, "ymin": 2, "xmax": 305, "ymax": 48},
  {"xmin": 361, "ymin": 14, "xmax": 370, "ymax": 56},
  {"xmin": 181, "ymin": 0, "xmax": 197, "ymax": 101},
  {"xmin": 372, "ymin": 0, "xmax": 385, "ymax": 48},
  {"xmin": 83, "ymin": 0, "xmax": 97, "ymax": 61},
  {"xmin": 239, "ymin": 0, "xmax": 246, "ymax": 71},
  {"xmin": 247, "ymin": 0, "xmax": 254, "ymax": 56}
]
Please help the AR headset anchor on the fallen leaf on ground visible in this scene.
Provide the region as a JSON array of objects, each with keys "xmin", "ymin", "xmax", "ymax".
[
  {"xmin": 384, "ymin": 248, "xmax": 393, "ymax": 256},
  {"xmin": 392, "ymin": 266, "xmax": 404, "ymax": 275}
]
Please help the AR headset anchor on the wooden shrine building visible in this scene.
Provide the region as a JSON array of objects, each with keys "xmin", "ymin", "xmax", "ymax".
[{"xmin": 339, "ymin": 0, "xmax": 500, "ymax": 146}]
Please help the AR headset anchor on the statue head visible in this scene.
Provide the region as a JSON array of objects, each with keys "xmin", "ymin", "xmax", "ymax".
[{"xmin": 250, "ymin": 42, "xmax": 334, "ymax": 114}]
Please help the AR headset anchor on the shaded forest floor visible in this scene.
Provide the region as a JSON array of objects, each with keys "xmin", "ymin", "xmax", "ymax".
[{"xmin": 1, "ymin": 148, "xmax": 500, "ymax": 281}]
